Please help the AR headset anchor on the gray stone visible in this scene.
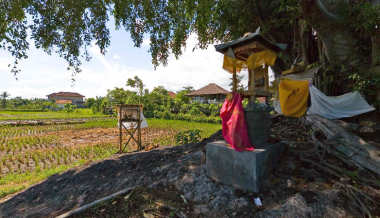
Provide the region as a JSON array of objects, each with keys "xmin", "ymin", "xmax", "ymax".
[
  {"xmin": 193, "ymin": 204, "xmax": 209, "ymax": 215},
  {"xmin": 244, "ymin": 103, "xmax": 272, "ymax": 147},
  {"xmin": 206, "ymin": 141, "xmax": 284, "ymax": 193}
]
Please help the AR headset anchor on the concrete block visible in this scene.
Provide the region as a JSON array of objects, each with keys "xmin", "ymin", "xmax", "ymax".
[{"xmin": 206, "ymin": 141, "xmax": 284, "ymax": 193}]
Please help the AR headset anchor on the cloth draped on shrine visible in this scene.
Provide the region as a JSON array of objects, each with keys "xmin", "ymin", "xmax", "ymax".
[{"xmin": 220, "ymin": 93, "xmax": 254, "ymax": 151}]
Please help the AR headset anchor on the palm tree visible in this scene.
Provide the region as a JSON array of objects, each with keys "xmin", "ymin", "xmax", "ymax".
[{"xmin": 1, "ymin": 92, "xmax": 10, "ymax": 108}]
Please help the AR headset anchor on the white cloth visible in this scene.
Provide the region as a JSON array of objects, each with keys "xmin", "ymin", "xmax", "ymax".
[
  {"xmin": 307, "ymin": 85, "xmax": 375, "ymax": 119},
  {"xmin": 273, "ymin": 100, "xmax": 282, "ymax": 114},
  {"xmin": 121, "ymin": 112, "xmax": 148, "ymax": 129}
]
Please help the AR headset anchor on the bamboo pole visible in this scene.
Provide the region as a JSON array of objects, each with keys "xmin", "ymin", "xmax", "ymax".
[
  {"xmin": 137, "ymin": 106, "xmax": 142, "ymax": 150},
  {"xmin": 264, "ymin": 65, "xmax": 269, "ymax": 91},
  {"xmin": 232, "ymin": 58, "xmax": 237, "ymax": 93},
  {"xmin": 248, "ymin": 69, "xmax": 256, "ymax": 103},
  {"xmin": 118, "ymin": 106, "xmax": 122, "ymax": 153}
]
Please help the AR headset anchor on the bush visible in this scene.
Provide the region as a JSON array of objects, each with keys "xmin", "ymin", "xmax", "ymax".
[
  {"xmin": 175, "ymin": 129, "xmax": 202, "ymax": 144},
  {"xmin": 64, "ymin": 104, "xmax": 76, "ymax": 113}
]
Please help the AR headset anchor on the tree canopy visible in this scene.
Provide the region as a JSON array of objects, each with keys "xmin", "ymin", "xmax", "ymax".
[{"xmin": 1, "ymin": 0, "xmax": 379, "ymax": 83}]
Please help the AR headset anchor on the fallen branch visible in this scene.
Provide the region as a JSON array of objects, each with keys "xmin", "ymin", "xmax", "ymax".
[{"xmin": 304, "ymin": 115, "xmax": 380, "ymax": 177}]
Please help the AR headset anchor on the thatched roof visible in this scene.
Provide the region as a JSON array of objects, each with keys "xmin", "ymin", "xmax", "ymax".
[
  {"xmin": 214, "ymin": 32, "xmax": 287, "ymax": 55},
  {"xmin": 186, "ymin": 83, "xmax": 230, "ymax": 96}
]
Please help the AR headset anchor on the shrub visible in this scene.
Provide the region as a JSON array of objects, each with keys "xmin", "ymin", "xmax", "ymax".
[{"xmin": 175, "ymin": 129, "xmax": 202, "ymax": 144}]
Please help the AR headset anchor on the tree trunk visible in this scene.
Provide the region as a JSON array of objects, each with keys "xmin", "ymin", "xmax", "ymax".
[
  {"xmin": 301, "ymin": 0, "xmax": 361, "ymax": 68},
  {"xmin": 372, "ymin": 30, "xmax": 380, "ymax": 67}
]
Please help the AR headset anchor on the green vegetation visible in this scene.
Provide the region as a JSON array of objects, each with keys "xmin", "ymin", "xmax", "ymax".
[
  {"xmin": 89, "ymin": 76, "xmax": 223, "ymax": 123},
  {"xmin": 0, "ymin": 109, "xmax": 109, "ymax": 120},
  {"xmin": 175, "ymin": 129, "xmax": 202, "ymax": 145},
  {"xmin": 1, "ymin": 76, "xmax": 223, "ymax": 123},
  {"xmin": 0, "ymin": 118, "xmax": 220, "ymax": 198}
]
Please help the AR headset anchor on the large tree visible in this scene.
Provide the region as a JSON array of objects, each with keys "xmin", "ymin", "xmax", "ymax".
[
  {"xmin": 1, "ymin": 91, "xmax": 10, "ymax": 108},
  {"xmin": 1, "ymin": 0, "xmax": 379, "ymax": 95}
]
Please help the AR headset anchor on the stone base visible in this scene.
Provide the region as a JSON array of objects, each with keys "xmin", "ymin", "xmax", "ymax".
[{"xmin": 206, "ymin": 141, "xmax": 284, "ymax": 193}]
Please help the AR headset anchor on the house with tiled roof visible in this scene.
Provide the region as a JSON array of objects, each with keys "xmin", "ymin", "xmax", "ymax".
[
  {"xmin": 186, "ymin": 83, "xmax": 230, "ymax": 104},
  {"xmin": 47, "ymin": 92, "xmax": 85, "ymax": 107},
  {"xmin": 168, "ymin": 91, "xmax": 176, "ymax": 99}
]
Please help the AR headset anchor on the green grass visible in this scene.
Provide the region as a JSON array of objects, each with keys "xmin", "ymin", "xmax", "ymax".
[
  {"xmin": 0, "ymin": 159, "xmax": 109, "ymax": 198},
  {"xmin": 0, "ymin": 109, "xmax": 109, "ymax": 120},
  {"xmin": 147, "ymin": 119, "xmax": 220, "ymax": 139}
]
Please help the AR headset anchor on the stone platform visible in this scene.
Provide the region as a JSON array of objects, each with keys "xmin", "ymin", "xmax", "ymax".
[{"xmin": 206, "ymin": 141, "xmax": 284, "ymax": 193}]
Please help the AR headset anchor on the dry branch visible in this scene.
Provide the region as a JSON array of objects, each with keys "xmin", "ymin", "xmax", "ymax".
[{"xmin": 304, "ymin": 115, "xmax": 380, "ymax": 177}]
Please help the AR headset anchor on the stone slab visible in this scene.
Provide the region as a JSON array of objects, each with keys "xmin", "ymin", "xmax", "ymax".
[{"xmin": 206, "ymin": 141, "xmax": 284, "ymax": 193}]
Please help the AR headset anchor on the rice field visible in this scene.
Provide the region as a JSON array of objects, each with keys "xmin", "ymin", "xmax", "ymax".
[
  {"xmin": 0, "ymin": 109, "xmax": 109, "ymax": 120},
  {"xmin": 0, "ymin": 118, "xmax": 220, "ymax": 199}
]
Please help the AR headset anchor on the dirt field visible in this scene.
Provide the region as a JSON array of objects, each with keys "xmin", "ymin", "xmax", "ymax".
[{"xmin": 0, "ymin": 118, "xmax": 220, "ymax": 200}]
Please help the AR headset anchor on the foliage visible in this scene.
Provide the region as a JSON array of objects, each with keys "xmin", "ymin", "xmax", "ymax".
[
  {"xmin": 175, "ymin": 129, "xmax": 202, "ymax": 145},
  {"xmin": 1, "ymin": 92, "xmax": 10, "ymax": 108},
  {"xmin": 63, "ymin": 104, "xmax": 76, "ymax": 113},
  {"xmin": 228, "ymin": 73, "xmax": 246, "ymax": 92},
  {"xmin": 1, "ymin": 97, "xmax": 59, "ymax": 111},
  {"xmin": 126, "ymin": 76, "xmax": 145, "ymax": 103},
  {"xmin": 349, "ymin": 2, "xmax": 380, "ymax": 36},
  {"xmin": 349, "ymin": 70, "xmax": 380, "ymax": 100},
  {"xmin": 0, "ymin": 0, "xmax": 378, "ymax": 80}
]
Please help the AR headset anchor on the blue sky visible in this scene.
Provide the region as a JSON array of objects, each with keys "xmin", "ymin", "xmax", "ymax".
[{"xmin": 0, "ymin": 22, "xmax": 233, "ymax": 99}]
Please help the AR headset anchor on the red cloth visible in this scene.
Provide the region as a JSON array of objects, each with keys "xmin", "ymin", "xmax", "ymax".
[{"xmin": 220, "ymin": 93, "xmax": 254, "ymax": 151}]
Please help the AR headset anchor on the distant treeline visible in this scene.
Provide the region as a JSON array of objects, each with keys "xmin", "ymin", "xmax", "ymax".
[{"xmin": 1, "ymin": 76, "xmax": 225, "ymax": 123}]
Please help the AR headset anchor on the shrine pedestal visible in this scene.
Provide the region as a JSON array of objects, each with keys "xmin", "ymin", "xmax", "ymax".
[{"xmin": 206, "ymin": 141, "xmax": 284, "ymax": 193}]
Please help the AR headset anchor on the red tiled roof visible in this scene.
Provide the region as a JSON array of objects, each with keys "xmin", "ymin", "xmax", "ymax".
[
  {"xmin": 56, "ymin": 100, "xmax": 72, "ymax": 105},
  {"xmin": 186, "ymin": 83, "xmax": 230, "ymax": 96},
  {"xmin": 168, "ymin": 91, "xmax": 176, "ymax": 98},
  {"xmin": 47, "ymin": 92, "xmax": 85, "ymax": 98}
]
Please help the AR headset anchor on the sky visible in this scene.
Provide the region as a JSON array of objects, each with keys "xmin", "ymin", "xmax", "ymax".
[{"xmin": 0, "ymin": 23, "xmax": 234, "ymax": 99}]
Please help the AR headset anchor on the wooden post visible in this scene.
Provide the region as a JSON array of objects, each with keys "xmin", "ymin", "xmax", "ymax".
[
  {"xmin": 248, "ymin": 69, "xmax": 256, "ymax": 103},
  {"xmin": 264, "ymin": 65, "xmax": 269, "ymax": 91},
  {"xmin": 232, "ymin": 58, "xmax": 237, "ymax": 93},
  {"xmin": 118, "ymin": 106, "xmax": 122, "ymax": 153},
  {"xmin": 137, "ymin": 106, "xmax": 142, "ymax": 150}
]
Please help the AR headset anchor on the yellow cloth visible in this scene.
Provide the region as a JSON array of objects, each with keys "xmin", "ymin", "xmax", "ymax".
[
  {"xmin": 247, "ymin": 50, "xmax": 277, "ymax": 70},
  {"xmin": 222, "ymin": 55, "xmax": 246, "ymax": 73},
  {"xmin": 279, "ymin": 79, "xmax": 309, "ymax": 118}
]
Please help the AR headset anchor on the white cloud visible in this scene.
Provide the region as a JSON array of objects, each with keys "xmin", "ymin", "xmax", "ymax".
[
  {"xmin": 112, "ymin": 54, "xmax": 121, "ymax": 60},
  {"xmin": 0, "ymin": 57, "xmax": 12, "ymax": 72},
  {"xmin": 142, "ymin": 37, "xmax": 150, "ymax": 47},
  {"xmin": 0, "ymin": 34, "xmax": 234, "ymax": 99},
  {"xmin": 77, "ymin": 34, "xmax": 231, "ymax": 97}
]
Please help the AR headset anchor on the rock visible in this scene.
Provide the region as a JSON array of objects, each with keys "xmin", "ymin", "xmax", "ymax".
[
  {"xmin": 287, "ymin": 179, "xmax": 293, "ymax": 188},
  {"xmin": 206, "ymin": 141, "xmax": 285, "ymax": 192},
  {"xmin": 359, "ymin": 121, "xmax": 376, "ymax": 127},
  {"xmin": 359, "ymin": 126, "xmax": 375, "ymax": 133},
  {"xmin": 143, "ymin": 213, "xmax": 155, "ymax": 218},
  {"xmin": 228, "ymin": 197, "xmax": 249, "ymax": 210},
  {"xmin": 193, "ymin": 204, "xmax": 209, "ymax": 215},
  {"xmin": 255, "ymin": 193, "xmax": 312, "ymax": 218}
]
